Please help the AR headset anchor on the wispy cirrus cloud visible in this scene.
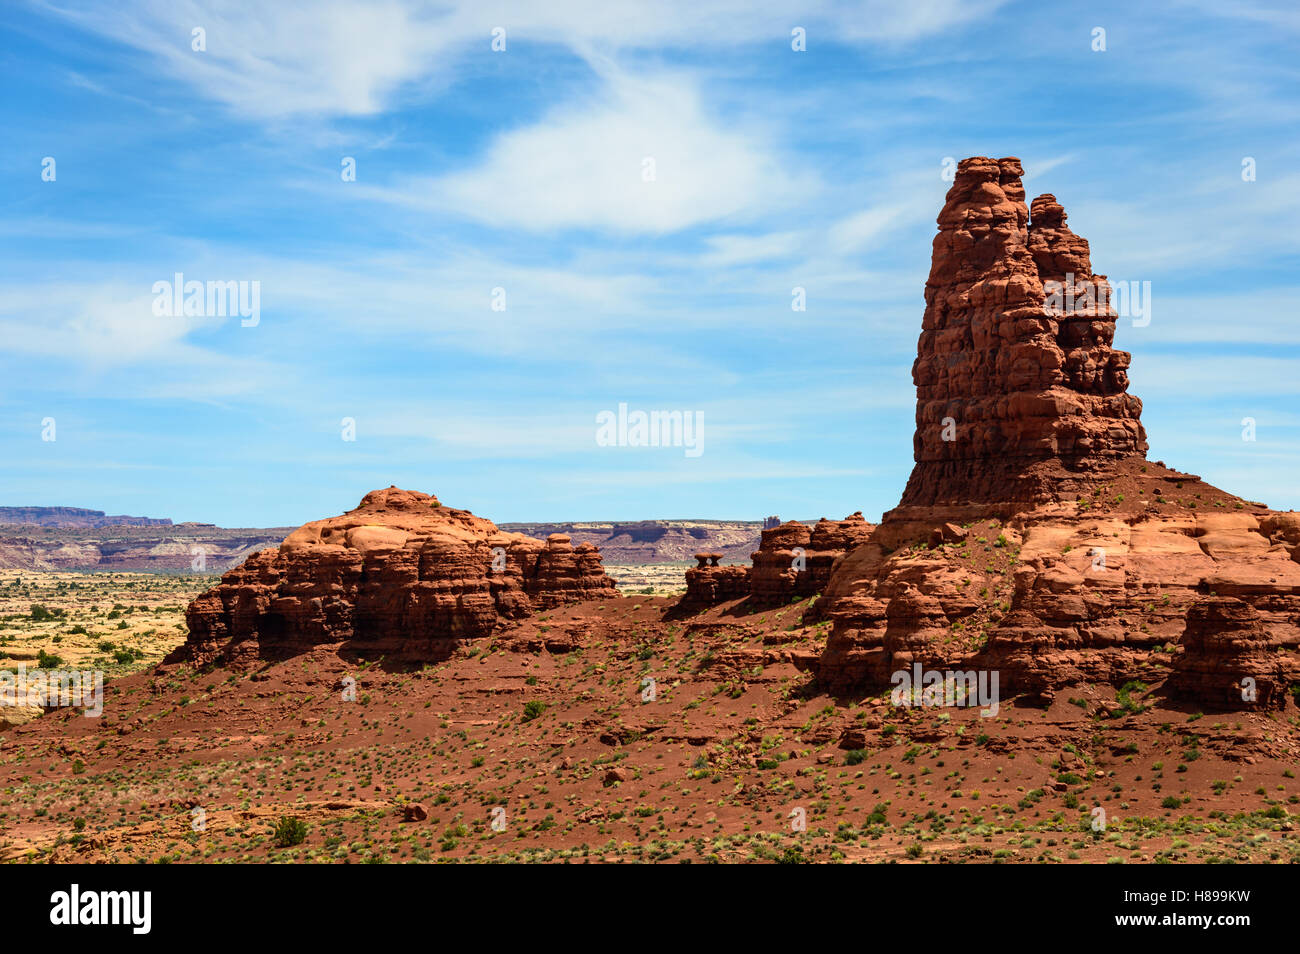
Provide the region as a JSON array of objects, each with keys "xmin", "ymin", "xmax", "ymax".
[
  {"xmin": 362, "ymin": 68, "xmax": 815, "ymax": 233},
  {"xmin": 44, "ymin": 0, "xmax": 1009, "ymax": 119}
]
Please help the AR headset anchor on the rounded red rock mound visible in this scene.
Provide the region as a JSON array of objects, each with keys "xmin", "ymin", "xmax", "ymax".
[{"xmin": 178, "ymin": 488, "xmax": 617, "ymax": 667}]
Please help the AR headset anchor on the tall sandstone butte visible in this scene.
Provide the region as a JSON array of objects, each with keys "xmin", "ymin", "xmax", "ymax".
[
  {"xmin": 814, "ymin": 157, "xmax": 1300, "ymax": 711},
  {"xmin": 903, "ymin": 156, "xmax": 1145, "ymax": 511},
  {"xmin": 177, "ymin": 488, "xmax": 616, "ymax": 667}
]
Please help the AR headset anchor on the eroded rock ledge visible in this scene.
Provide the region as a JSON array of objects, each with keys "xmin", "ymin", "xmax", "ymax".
[
  {"xmin": 677, "ymin": 513, "xmax": 874, "ymax": 612},
  {"xmin": 177, "ymin": 487, "xmax": 616, "ymax": 667}
]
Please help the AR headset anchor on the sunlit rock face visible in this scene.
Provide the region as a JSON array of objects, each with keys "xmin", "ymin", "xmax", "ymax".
[{"xmin": 179, "ymin": 488, "xmax": 617, "ymax": 667}]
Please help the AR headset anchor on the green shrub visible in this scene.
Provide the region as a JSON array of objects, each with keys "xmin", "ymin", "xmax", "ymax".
[
  {"xmin": 272, "ymin": 816, "xmax": 309, "ymax": 848},
  {"xmin": 1115, "ymin": 681, "xmax": 1149, "ymax": 716}
]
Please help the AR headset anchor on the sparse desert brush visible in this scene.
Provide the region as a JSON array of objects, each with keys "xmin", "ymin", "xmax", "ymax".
[
  {"xmin": 272, "ymin": 816, "xmax": 309, "ymax": 848},
  {"xmin": 1114, "ymin": 681, "xmax": 1149, "ymax": 716}
]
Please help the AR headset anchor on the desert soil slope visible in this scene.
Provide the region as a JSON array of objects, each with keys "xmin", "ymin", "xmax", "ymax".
[{"xmin": 0, "ymin": 585, "xmax": 1295, "ymax": 863}]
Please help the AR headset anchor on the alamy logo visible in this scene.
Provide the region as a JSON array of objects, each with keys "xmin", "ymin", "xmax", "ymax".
[
  {"xmin": 1043, "ymin": 272, "xmax": 1150, "ymax": 327},
  {"xmin": 151, "ymin": 272, "xmax": 261, "ymax": 327},
  {"xmin": 1, "ymin": 665, "xmax": 103, "ymax": 717},
  {"xmin": 595, "ymin": 403, "xmax": 703, "ymax": 458},
  {"xmin": 890, "ymin": 663, "xmax": 1000, "ymax": 717},
  {"xmin": 49, "ymin": 884, "xmax": 151, "ymax": 934}
]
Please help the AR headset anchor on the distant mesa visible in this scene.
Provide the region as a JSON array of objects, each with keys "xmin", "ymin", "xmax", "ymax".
[
  {"xmin": 177, "ymin": 487, "xmax": 617, "ymax": 667},
  {"xmin": 0, "ymin": 506, "xmax": 171, "ymax": 528},
  {"xmin": 0, "ymin": 509, "xmax": 756, "ymax": 572},
  {"xmin": 0, "ymin": 510, "xmax": 285, "ymax": 572},
  {"xmin": 498, "ymin": 519, "xmax": 764, "ymax": 564}
]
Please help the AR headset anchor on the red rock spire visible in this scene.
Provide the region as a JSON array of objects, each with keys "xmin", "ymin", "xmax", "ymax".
[{"xmin": 899, "ymin": 156, "xmax": 1146, "ymax": 509}]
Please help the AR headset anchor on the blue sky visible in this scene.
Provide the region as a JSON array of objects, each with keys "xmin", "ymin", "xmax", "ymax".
[{"xmin": 2, "ymin": 0, "xmax": 1298, "ymax": 527}]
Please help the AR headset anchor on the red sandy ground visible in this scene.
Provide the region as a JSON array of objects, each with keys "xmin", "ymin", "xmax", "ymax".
[{"xmin": 1, "ymin": 595, "xmax": 1296, "ymax": 863}]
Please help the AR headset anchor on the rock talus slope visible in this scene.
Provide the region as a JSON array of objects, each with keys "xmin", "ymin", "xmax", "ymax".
[
  {"xmin": 179, "ymin": 488, "xmax": 617, "ymax": 667},
  {"xmin": 815, "ymin": 157, "xmax": 1300, "ymax": 710}
]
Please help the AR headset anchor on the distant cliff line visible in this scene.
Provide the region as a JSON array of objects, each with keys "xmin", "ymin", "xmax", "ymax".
[
  {"xmin": 0, "ymin": 515, "xmax": 807, "ymax": 570},
  {"xmin": 0, "ymin": 506, "xmax": 172, "ymax": 528}
]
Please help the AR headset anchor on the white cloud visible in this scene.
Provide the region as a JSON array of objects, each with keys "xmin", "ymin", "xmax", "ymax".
[
  {"xmin": 825, "ymin": 196, "xmax": 932, "ymax": 254},
  {"xmin": 1072, "ymin": 169, "xmax": 1300, "ymax": 273},
  {"xmin": 49, "ymin": 0, "xmax": 1007, "ymax": 119},
  {"xmin": 1021, "ymin": 154, "xmax": 1075, "ymax": 181},
  {"xmin": 700, "ymin": 231, "xmax": 806, "ymax": 267},
  {"xmin": 0, "ymin": 280, "xmax": 283, "ymax": 399},
  {"xmin": 50, "ymin": 0, "xmax": 446, "ymax": 119},
  {"xmin": 564, "ymin": 463, "xmax": 875, "ymax": 487},
  {"xmin": 43, "ymin": 1, "xmax": 1006, "ymax": 236},
  {"xmin": 1126, "ymin": 289, "xmax": 1300, "ymax": 345},
  {"xmin": 3, "ymin": 282, "xmax": 209, "ymax": 361},
  {"xmin": 420, "ymin": 69, "xmax": 811, "ymax": 233}
]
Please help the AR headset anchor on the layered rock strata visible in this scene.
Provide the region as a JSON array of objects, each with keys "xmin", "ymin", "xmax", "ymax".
[
  {"xmin": 750, "ymin": 514, "xmax": 874, "ymax": 607},
  {"xmin": 901, "ymin": 157, "xmax": 1145, "ymax": 513},
  {"xmin": 680, "ymin": 552, "xmax": 751, "ymax": 610},
  {"xmin": 675, "ymin": 513, "xmax": 875, "ymax": 612},
  {"xmin": 179, "ymin": 488, "xmax": 617, "ymax": 667}
]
